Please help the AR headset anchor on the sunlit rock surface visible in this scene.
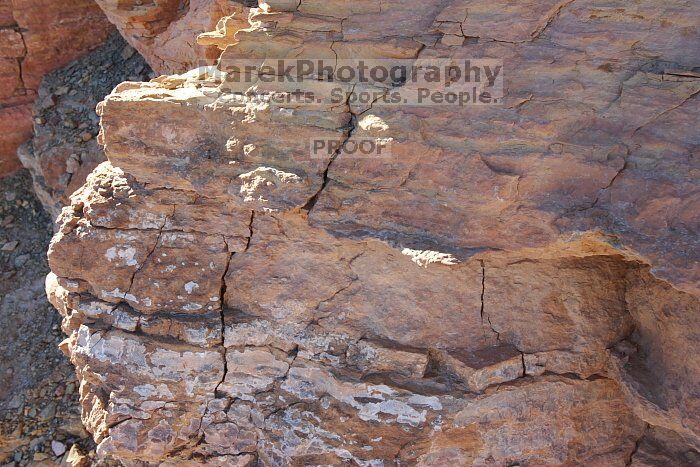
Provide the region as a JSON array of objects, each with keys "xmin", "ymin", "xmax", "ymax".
[
  {"xmin": 47, "ymin": 0, "xmax": 699, "ymax": 464},
  {"xmin": 93, "ymin": 0, "xmax": 253, "ymax": 74}
]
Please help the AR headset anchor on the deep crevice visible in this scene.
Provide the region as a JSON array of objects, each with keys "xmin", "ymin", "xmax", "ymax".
[
  {"xmin": 244, "ymin": 210, "xmax": 255, "ymax": 251},
  {"xmin": 301, "ymin": 114, "xmax": 356, "ymax": 212},
  {"xmin": 122, "ymin": 214, "xmax": 169, "ymax": 301},
  {"xmin": 214, "ymin": 248, "xmax": 234, "ymax": 398},
  {"xmin": 479, "ymin": 260, "xmax": 486, "ymax": 321}
]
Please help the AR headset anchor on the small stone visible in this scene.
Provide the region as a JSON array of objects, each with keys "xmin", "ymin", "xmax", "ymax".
[
  {"xmin": 51, "ymin": 440, "xmax": 66, "ymax": 457},
  {"xmin": 58, "ymin": 173, "xmax": 72, "ymax": 187},
  {"xmin": 33, "ymin": 452, "xmax": 49, "ymax": 461},
  {"xmin": 1, "ymin": 241, "xmax": 18, "ymax": 252},
  {"xmin": 63, "ymin": 445, "xmax": 89, "ymax": 467},
  {"xmin": 59, "ymin": 416, "xmax": 89, "ymax": 438},
  {"xmin": 65, "ymin": 154, "xmax": 81, "ymax": 174},
  {"xmin": 79, "ymin": 131, "xmax": 93, "ymax": 142},
  {"xmin": 14, "ymin": 254, "xmax": 29, "ymax": 268},
  {"xmin": 121, "ymin": 45, "xmax": 136, "ymax": 60},
  {"xmin": 29, "ymin": 437, "xmax": 44, "ymax": 450},
  {"xmin": 39, "ymin": 94, "xmax": 58, "ymax": 110},
  {"xmin": 39, "ymin": 402, "xmax": 56, "ymax": 420},
  {"xmin": 35, "ymin": 117, "xmax": 45, "ymax": 125},
  {"xmin": 7, "ymin": 394, "xmax": 22, "ymax": 409},
  {"xmin": 4, "ymin": 191, "xmax": 15, "ymax": 201}
]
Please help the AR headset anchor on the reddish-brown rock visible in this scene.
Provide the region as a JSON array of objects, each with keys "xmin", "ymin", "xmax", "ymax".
[
  {"xmin": 47, "ymin": 0, "xmax": 699, "ymax": 464},
  {"xmin": 94, "ymin": 0, "xmax": 253, "ymax": 74},
  {"xmin": 0, "ymin": 0, "xmax": 114, "ymax": 176}
]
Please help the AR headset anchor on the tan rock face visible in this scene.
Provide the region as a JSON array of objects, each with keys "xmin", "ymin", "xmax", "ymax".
[
  {"xmin": 0, "ymin": 0, "xmax": 114, "ymax": 176},
  {"xmin": 47, "ymin": 0, "xmax": 699, "ymax": 464}
]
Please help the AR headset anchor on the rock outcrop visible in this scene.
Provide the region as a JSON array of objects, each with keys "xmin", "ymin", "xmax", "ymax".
[
  {"xmin": 18, "ymin": 32, "xmax": 152, "ymax": 219},
  {"xmin": 47, "ymin": 0, "xmax": 699, "ymax": 465},
  {"xmin": 94, "ymin": 0, "xmax": 253, "ymax": 74},
  {"xmin": 0, "ymin": 0, "xmax": 114, "ymax": 176}
]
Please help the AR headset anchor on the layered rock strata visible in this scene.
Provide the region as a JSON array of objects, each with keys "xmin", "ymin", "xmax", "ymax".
[
  {"xmin": 0, "ymin": 0, "xmax": 114, "ymax": 176},
  {"xmin": 47, "ymin": 0, "xmax": 699, "ymax": 464}
]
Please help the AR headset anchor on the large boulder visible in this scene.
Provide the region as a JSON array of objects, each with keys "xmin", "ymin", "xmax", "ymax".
[{"xmin": 47, "ymin": 0, "xmax": 699, "ymax": 464}]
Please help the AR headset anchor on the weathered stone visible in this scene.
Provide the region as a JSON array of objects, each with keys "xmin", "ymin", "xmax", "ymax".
[
  {"xmin": 46, "ymin": 0, "xmax": 700, "ymax": 464},
  {"xmin": 94, "ymin": 0, "xmax": 253, "ymax": 74}
]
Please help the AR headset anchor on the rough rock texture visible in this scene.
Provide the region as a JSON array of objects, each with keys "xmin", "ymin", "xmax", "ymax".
[
  {"xmin": 18, "ymin": 32, "xmax": 152, "ymax": 220},
  {"xmin": 94, "ymin": 0, "xmax": 254, "ymax": 74},
  {"xmin": 46, "ymin": 0, "xmax": 699, "ymax": 465},
  {"xmin": 0, "ymin": 0, "xmax": 114, "ymax": 176}
]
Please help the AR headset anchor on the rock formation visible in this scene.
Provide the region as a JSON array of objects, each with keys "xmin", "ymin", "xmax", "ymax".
[
  {"xmin": 93, "ymin": 0, "xmax": 254, "ymax": 74},
  {"xmin": 18, "ymin": 32, "xmax": 152, "ymax": 219},
  {"xmin": 0, "ymin": 0, "xmax": 114, "ymax": 176},
  {"xmin": 46, "ymin": 0, "xmax": 699, "ymax": 465}
]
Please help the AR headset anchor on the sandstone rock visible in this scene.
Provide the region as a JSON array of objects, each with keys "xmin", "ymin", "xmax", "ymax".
[
  {"xmin": 0, "ymin": 103, "xmax": 31, "ymax": 175},
  {"xmin": 94, "ymin": 0, "xmax": 253, "ymax": 74},
  {"xmin": 0, "ymin": 0, "xmax": 114, "ymax": 176},
  {"xmin": 47, "ymin": 0, "xmax": 699, "ymax": 464}
]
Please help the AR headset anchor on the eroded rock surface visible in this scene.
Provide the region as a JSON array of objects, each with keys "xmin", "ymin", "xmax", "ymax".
[
  {"xmin": 47, "ymin": 0, "xmax": 699, "ymax": 464},
  {"xmin": 0, "ymin": 0, "xmax": 114, "ymax": 176},
  {"xmin": 94, "ymin": 0, "xmax": 254, "ymax": 74}
]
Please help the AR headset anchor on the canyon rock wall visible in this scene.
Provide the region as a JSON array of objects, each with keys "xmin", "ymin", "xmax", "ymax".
[
  {"xmin": 47, "ymin": 0, "xmax": 699, "ymax": 465},
  {"xmin": 0, "ymin": 0, "xmax": 114, "ymax": 176}
]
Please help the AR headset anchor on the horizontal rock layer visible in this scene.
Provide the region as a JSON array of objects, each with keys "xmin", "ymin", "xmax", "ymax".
[{"xmin": 47, "ymin": 0, "xmax": 699, "ymax": 465}]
